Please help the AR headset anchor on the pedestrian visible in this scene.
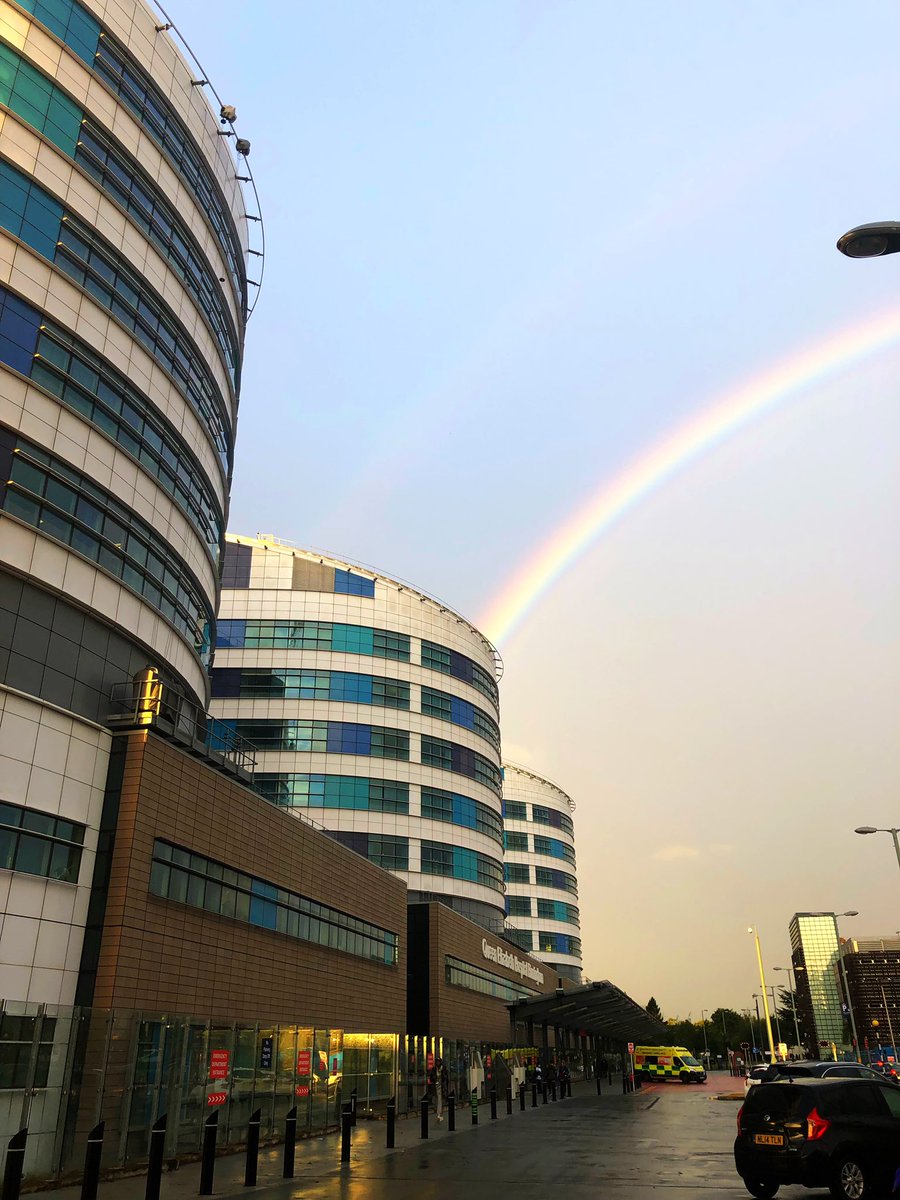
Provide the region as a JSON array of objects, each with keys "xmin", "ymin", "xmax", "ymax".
[
  {"xmin": 435, "ymin": 1057, "xmax": 449, "ymax": 1122},
  {"xmin": 535, "ymin": 1062, "xmax": 543, "ymax": 1089},
  {"xmin": 426, "ymin": 1060, "xmax": 437, "ymax": 1115},
  {"xmin": 547, "ymin": 1061, "xmax": 557, "ymax": 1100},
  {"xmin": 559, "ymin": 1060, "xmax": 570, "ymax": 1096}
]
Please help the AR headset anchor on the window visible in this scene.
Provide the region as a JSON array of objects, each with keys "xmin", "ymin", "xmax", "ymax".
[
  {"xmin": 419, "ymin": 735, "xmax": 502, "ymax": 795},
  {"xmin": 420, "ymin": 686, "xmax": 500, "ymax": 748},
  {"xmin": 16, "ymin": 0, "xmax": 101, "ymax": 66},
  {"xmin": 444, "ymin": 956, "xmax": 536, "ymax": 1002},
  {"xmin": 208, "ymin": 620, "xmax": 408, "ymax": 659},
  {"xmin": 533, "ymin": 835, "xmax": 576, "ymax": 864},
  {"xmin": 217, "ymin": 720, "xmax": 408, "ymax": 759},
  {"xmin": 503, "ymin": 800, "xmax": 527, "ymax": 821},
  {"xmin": 333, "ymin": 569, "xmax": 375, "ymax": 597},
  {"xmin": 420, "ymin": 639, "xmax": 499, "ymax": 706},
  {"xmin": 150, "ymin": 839, "xmax": 398, "ymax": 964},
  {"xmin": 0, "ymin": 1013, "xmax": 58, "ymax": 1090},
  {"xmin": 210, "ymin": 668, "xmax": 409, "ymax": 709},
  {"xmin": 420, "ymin": 786, "xmax": 502, "ymax": 841},
  {"xmin": 506, "ymin": 896, "xmax": 532, "ymax": 917},
  {"xmin": 0, "ymin": 42, "xmax": 82, "ymax": 154},
  {"xmin": 0, "ymin": 428, "xmax": 213, "ymax": 662},
  {"xmin": 0, "ymin": 801, "xmax": 84, "ymax": 883},
  {"xmin": 505, "ymin": 863, "xmax": 530, "ymax": 884},
  {"xmin": 504, "ymin": 831, "xmax": 528, "ymax": 852},
  {"xmin": 537, "ymin": 899, "xmax": 580, "ymax": 925},
  {"xmin": 535, "ymin": 867, "xmax": 578, "ymax": 895},
  {"xmin": 420, "ymin": 841, "xmax": 503, "ymax": 890},
  {"xmin": 255, "ymin": 775, "xmax": 409, "ymax": 813},
  {"xmin": 538, "ymin": 932, "xmax": 582, "ymax": 956}
]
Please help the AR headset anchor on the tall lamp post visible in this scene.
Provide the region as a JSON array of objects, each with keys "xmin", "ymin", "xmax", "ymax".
[
  {"xmin": 830, "ymin": 910, "xmax": 860, "ymax": 1061},
  {"xmin": 700, "ymin": 1008, "xmax": 709, "ymax": 1064},
  {"xmin": 854, "ymin": 827, "xmax": 900, "ymax": 877},
  {"xmin": 773, "ymin": 966, "xmax": 802, "ymax": 1051},
  {"xmin": 748, "ymin": 927, "xmax": 777, "ymax": 1063}
]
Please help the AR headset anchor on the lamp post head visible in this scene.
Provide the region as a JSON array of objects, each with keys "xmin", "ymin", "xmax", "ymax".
[
  {"xmin": 855, "ymin": 826, "xmax": 878, "ymax": 835},
  {"xmin": 837, "ymin": 223, "xmax": 900, "ymax": 258},
  {"xmin": 842, "ymin": 910, "xmax": 860, "ymax": 918}
]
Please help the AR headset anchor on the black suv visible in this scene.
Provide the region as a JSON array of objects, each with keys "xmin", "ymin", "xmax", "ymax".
[
  {"xmin": 760, "ymin": 1061, "xmax": 897, "ymax": 1084},
  {"xmin": 734, "ymin": 1078, "xmax": 900, "ymax": 1199}
]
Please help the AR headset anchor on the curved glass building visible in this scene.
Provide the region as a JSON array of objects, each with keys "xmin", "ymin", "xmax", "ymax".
[
  {"xmin": 502, "ymin": 763, "xmax": 583, "ymax": 982},
  {"xmin": 210, "ymin": 534, "xmax": 508, "ymax": 933},
  {"xmin": 0, "ymin": 0, "xmax": 253, "ymax": 1011}
]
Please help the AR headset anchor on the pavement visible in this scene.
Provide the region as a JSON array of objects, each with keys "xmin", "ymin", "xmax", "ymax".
[{"xmin": 22, "ymin": 1075, "xmax": 823, "ymax": 1200}]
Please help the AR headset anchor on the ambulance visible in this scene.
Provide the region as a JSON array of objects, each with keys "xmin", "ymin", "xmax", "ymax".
[{"xmin": 633, "ymin": 1046, "xmax": 707, "ymax": 1084}]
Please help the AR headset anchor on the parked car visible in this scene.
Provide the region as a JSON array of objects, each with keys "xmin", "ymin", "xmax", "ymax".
[
  {"xmin": 746, "ymin": 1065, "xmax": 770, "ymax": 1087},
  {"xmin": 759, "ymin": 1060, "xmax": 897, "ymax": 1085},
  {"xmin": 734, "ymin": 1077, "xmax": 900, "ymax": 1199}
]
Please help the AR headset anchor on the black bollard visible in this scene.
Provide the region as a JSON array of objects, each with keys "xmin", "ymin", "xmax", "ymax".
[
  {"xmin": 505, "ymin": 1085, "xmax": 512, "ymax": 1115},
  {"xmin": 596, "ymin": 1072, "xmax": 602, "ymax": 1096},
  {"xmin": 244, "ymin": 1108, "xmax": 261, "ymax": 1187},
  {"xmin": 145, "ymin": 1114, "xmax": 166, "ymax": 1200},
  {"xmin": 519, "ymin": 1082, "xmax": 526, "ymax": 1111},
  {"xmin": 386, "ymin": 1097, "xmax": 396, "ymax": 1149},
  {"xmin": 531, "ymin": 1083, "xmax": 538, "ymax": 1108},
  {"xmin": 198, "ymin": 1110, "xmax": 218, "ymax": 1196},
  {"xmin": 350, "ymin": 1088, "xmax": 357, "ymax": 1127},
  {"xmin": 420, "ymin": 1095, "xmax": 429, "ymax": 1140},
  {"xmin": 80, "ymin": 1121, "xmax": 104, "ymax": 1200},
  {"xmin": 448, "ymin": 1094, "xmax": 455, "ymax": 1132},
  {"xmin": 490, "ymin": 1088, "xmax": 497, "ymax": 1120},
  {"xmin": 471, "ymin": 1088, "xmax": 478, "ymax": 1125},
  {"xmin": 341, "ymin": 1102, "xmax": 352, "ymax": 1163},
  {"xmin": 2, "ymin": 1128, "xmax": 27, "ymax": 1200},
  {"xmin": 283, "ymin": 1106, "xmax": 297, "ymax": 1179}
]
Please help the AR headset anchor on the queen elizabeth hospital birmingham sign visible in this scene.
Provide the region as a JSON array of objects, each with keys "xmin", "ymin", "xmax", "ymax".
[{"xmin": 482, "ymin": 939, "xmax": 545, "ymax": 986}]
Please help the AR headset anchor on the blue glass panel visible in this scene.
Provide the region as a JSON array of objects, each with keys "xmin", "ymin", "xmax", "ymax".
[
  {"xmin": 452, "ymin": 795, "xmax": 477, "ymax": 829},
  {"xmin": 334, "ymin": 569, "xmax": 375, "ymax": 597},
  {"xmin": 449, "ymin": 696, "xmax": 474, "ymax": 729},
  {"xmin": 249, "ymin": 896, "xmax": 277, "ymax": 929},
  {"xmin": 216, "ymin": 619, "xmax": 246, "ymax": 648},
  {"xmin": 452, "ymin": 847, "xmax": 478, "ymax": 882},
  {"xmin": 329, "ymin": 672, "xmax": 372, "ymax": 704},
  {"xmin": 332, "ymin": 624, "xmax": 374, "ymax": 655}
]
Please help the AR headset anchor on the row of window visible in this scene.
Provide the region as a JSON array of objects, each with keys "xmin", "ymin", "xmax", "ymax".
[
  {"xmin": 444, "ymin": 955, "xmax": 536, "ymax": 1003},
  {"xmin": 0, "ymin": 800, "xmax": 85, "ymax": 884},
  {"xmin": 219, "ymin": 720, "xmax": 502, "ymax": 794},
  {"xmin": 217, "ymin": 622, "xmax": 498, "ymax": 710},
  {"xmin": 150, "ymin": 840, "xmax": 398, "ymax": 965},
  {"xmin": 420, "ymin": 842, "xmax": 503, "ymax": 890},
  {"xmin": 327, "ymin": 831, "xmax": 408, "ymax": 873},
  {"xmin": 251, "ymin": 774, "xmax": 503, "ymax": 842},
  {"xmin": 504, "ymin": 862, "xmax": 578, "ymax": 895},
  {"xmin": 209, "ymin": 668, "xmax": 500, "ymax": 749},
  {"xmin": 14, "ymin": 0, "xmax": 245, "ymax": 311},
  {"xmin": 0, "ymin": 428, "xmax": 213, "ymax": 663},
  {"xmin": 0, "ymin": 1014, "xmax": 57, "ymax": 1090},
  {"xmin": 506, "ymin": 896, "xmax": 580, "ymax": 925},
  {"xmin": 501, "ymin": 799, "xmax": 574, "ymax": 836},
  {"xmin": 0, "ymin": 44, "xmax": 239, "ymax": 440},
  {"xmin": 511, "ymin": 931, "xmax": 583, "ymax": 957},
  {"xmin": 503, "ymin": 831, "xmax": 576, "ymax": 864}
]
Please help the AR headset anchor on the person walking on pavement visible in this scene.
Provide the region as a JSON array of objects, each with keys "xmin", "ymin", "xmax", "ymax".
[{"xmin": 435, "ymin": 1057, "xmax": 449, "ymax": 1122}]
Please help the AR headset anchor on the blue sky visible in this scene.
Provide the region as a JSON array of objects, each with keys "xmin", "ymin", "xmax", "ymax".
[{"xmin": 175, "ymin": 0, "xmax": 900, "ymax": 1013}]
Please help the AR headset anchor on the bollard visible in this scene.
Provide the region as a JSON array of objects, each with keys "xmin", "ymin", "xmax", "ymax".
[
  {"xmin": 490, "ymin": 1088, "xmax": 497, "ymax": 1120},
  {"xmin": 531, "ymin": 1083, "xmax": 538, "ymax": 1108},
  {"xmin": 80, "ymin": 1121, "xmax": 104, "ymax": 1200},
  {"xmin": 420, "ymin": 1095, "xmax": 429, "ymax": 1140},
  {"xmin": 341, "ymin": 1102, "xmax": 352, "ymax": 1163},
  {"xmin": 448, "ymin": 1094, "xmax": 456, "ymax": 1132},
  {"xmin": 244, "ymin": 1108, "xmax": 261, "ymax": 1187},
  {"xmin": 471, "ymin": 1088, "xmax": 478, "ymax": 1125},
  {"xmin": 2, "ymin": 1128, "xmax": 27, "ymax": 1200},
  {"xmin": 386, "ymin": 1097, "xmax": 396, "ymax": 1149},
  {"xmin": 505, "ymin": 1085, "xmax": 513, "ymax": 1115},
  {"xmin": 350, "ymin": 1088, "xmax": 358, "ymax": 1127},
  {"xmin": 145, "ymin": 1114, "xmax": 166, "ymax": 1200},
  {"xmin": 519, "ymin": 1082, "xmax": 526, "ymax": 1111},
  {"xmin": 198, "ymin": 1110, "xmax": 218, "ymax": 1196},
  {"xmin": 283, "ymin": 1106, "xmax": 297, "ymax": 1179}
]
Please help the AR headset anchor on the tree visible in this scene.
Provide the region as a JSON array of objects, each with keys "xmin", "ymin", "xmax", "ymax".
[{"xmin": 646, "ymin": 997, "xmax": 663, "ymax": 1021}]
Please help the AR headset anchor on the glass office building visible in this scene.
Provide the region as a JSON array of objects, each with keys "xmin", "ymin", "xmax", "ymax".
[
  {"xmin": 789, "ymin": 912, "xmax": 847, "ymax": 1055},
  {"xmin": 502, "ymin": 763, "xmax": 582, "ymax": 982},
  {"xmin": 210, "ymin": 535, "xmax": 508, "ymax": 933}
]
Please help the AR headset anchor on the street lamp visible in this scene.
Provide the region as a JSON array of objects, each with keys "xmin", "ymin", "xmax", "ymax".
[
  {"xmin": 854, "ymin": 827, "xmax": 900, "ymax": 876},
  {"xmin": 748, "ymin": 926, "xmax": 777, "ymax": 1063},
  {"xmin": 773, "ymin": 967, "xmax": 802, "ymax": 1051},
  {"xmin": 836, "ymin": 222, "xmax": 900, "ymax": 258},
  {"xmin": 700, "ymin": 1008, "xmax": 710, "ymax": 1062}
]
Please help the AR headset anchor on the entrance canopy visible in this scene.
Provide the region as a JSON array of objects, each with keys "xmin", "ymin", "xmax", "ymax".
[{"xmin": 508, "ymin": 980, "xmax": 666, "ymax": 1044}]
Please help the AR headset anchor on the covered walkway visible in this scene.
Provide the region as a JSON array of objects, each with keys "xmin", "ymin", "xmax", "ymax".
[{"xmin": 508, "ymin": 979, "xmax": 667, "ymax": 1060}]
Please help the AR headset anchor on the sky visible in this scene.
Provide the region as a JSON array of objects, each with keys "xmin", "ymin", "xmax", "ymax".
[{"xmin": 173, "ymin": 0, "xmax": 900, "ymax": 1017}]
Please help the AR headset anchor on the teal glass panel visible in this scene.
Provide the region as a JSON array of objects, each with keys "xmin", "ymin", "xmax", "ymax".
[{"xmin": 332, "ymin": 624, "xmax": 374, "ymax": 655}]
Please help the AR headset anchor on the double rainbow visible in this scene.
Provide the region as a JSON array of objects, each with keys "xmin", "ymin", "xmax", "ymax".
[{"xmin": 480, "ymin": 306, "xmax": 900, "ymax": 646}]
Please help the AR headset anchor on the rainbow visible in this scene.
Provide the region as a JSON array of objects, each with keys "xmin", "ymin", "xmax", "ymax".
[{"xmin": 480, "ymin": 306, "xmax": 900, "ymax": 646}]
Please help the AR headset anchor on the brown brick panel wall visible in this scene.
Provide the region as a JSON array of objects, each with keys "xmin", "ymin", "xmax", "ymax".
[{"xmin": 91, "ymin": 731, "xmax": 407, "ymax": 1032}]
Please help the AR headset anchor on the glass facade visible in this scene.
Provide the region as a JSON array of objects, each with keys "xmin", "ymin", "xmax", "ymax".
[
  {"xmin": 790, "ymin": 913, "xmax": 847, "ymax": 1050},
  {"xmin": 0, "ymin": 800, "xmax": 84, "ymax": 883}
]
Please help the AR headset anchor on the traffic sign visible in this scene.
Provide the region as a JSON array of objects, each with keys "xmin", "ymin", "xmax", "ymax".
[
  {"xmin": 207, "ymin": 1092, "xmax": 227, "ymax": 1106},
  {"xmin": 741, "ymin": 1042, "xmax": 750, "ymax": 1050},
  {"xmin": 209, "ymin": 1050, "xmax": 230, "ymax": 1081},
  {"xmin": 295, "ymin": 1085, "xmax": 310, "ymax": 1097},
  {"xmin": 297, "ymin": 1049, "xmax": 311, "ymax": 1076},
  {"xmin": 627, "ymin": 1043, "xmax": 634, "ymax": 1054}
]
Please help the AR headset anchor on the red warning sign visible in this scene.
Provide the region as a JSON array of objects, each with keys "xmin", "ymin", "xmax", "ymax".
[
  {"xmin": 295, "ymin": 1084, "xmax": 310, "ymax": 1097},
  {"xmin": 207, "ymin": 1092, "xmax": 227, "ymax": 1106},
  {"xmin": 209, "ymin": 1050, "xmax": 230, "ymax": 1080},
  {"xmin": 297, "ymin": 1049, "xmax": 312, "ymax": 1075}
]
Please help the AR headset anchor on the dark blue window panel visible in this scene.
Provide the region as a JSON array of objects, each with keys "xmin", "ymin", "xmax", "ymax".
[
  {"xmin": 327, "ymin": 722, "xmax": 371, "ymax": 755},
  {"xmin": 221, "ymin": 542, "xmax": 252, "ymax": 589},
  {"xmin": 449, "ymin": 696, "xmax": 475, "ymax": 729},
  {"xmin": 0, "ymin": 288, "xmax": 42, "ymax": 376},
  {"xmin": 334, "ymin": 569, "xmax": 375, "ymax": 597},
  {"xmin": 449, "ymin": 650, "xmax": 474, "ymax": 684},
  {"xmin": 0, "ymin": 160, "xmax": 64, "ymax": 261},
  {"xmin": 328, "ymin": 830, "xmax": 369, "ymax": 857},
  {"xmin": 451, "ymin": 744, "xmax": 475, "ymax": 778},
  {"xmin": 452, "ymin": 795, "xmax": 477, "ymax": 829},
  {"xmin": 330, "ymin": 672, "xmax": 373, "ymax": 704},
  {"xmin": 249, "ymin": 896, "xmax": 277, "ymax": 930},
  {"xmin": 209, "ymin": 668, "xmax": 241, "ymax": 698},
  {"xmin": 216, "ymin": 619, "xmax": 246, "ymax": 648}
]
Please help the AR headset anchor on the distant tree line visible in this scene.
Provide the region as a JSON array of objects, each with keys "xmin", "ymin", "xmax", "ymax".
[{"xmin": 645, "ymin": 990, "xmax": 808, "ymax": 1060}]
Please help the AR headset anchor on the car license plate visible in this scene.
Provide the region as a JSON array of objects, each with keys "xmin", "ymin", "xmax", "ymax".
[{"xmin": 753, "ymin": 1134, "xmax": 784, "ymax": 1146}]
